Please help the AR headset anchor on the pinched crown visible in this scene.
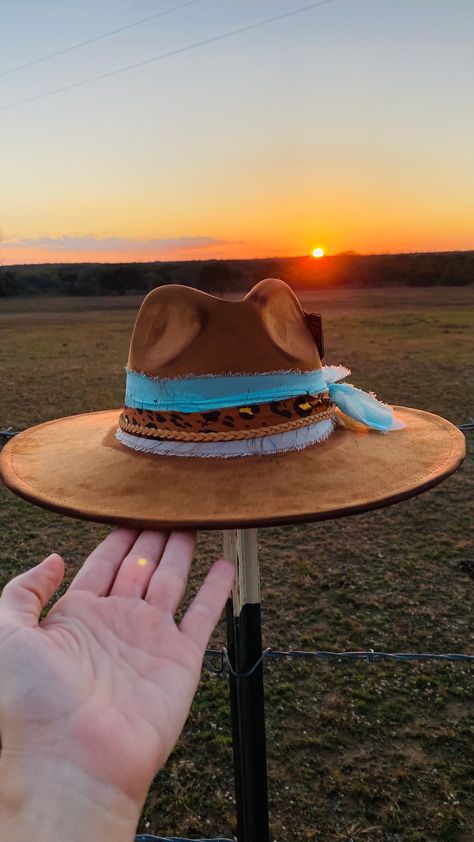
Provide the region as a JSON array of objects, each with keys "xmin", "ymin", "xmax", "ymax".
[{"xmin": 127, "ymin": 278, "xmax": 323, "ymax": 378}]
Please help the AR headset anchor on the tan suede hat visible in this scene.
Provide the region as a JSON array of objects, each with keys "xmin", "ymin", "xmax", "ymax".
[{"xmin": 0, "ymin": 279, "xmax": 465, "ymax": 529}]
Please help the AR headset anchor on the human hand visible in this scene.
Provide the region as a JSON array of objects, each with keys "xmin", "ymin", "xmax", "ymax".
[{"xmin": 0, "ymin": 529, "xmax": 234, "ymax": 842}]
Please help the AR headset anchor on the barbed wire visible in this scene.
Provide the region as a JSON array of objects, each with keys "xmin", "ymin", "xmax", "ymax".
[
  {"xmin": 2, "ymin": 418, "xmax": 472, "ymax": 443},
  {"xmin": 0, "ymin": 429, "xmax": 18, "ymax": 440},
  {"xmin": 135, "ymin": 837, "xmax": 233, "ymax": 842},
  {"xmin": 203, "ymin": 646, "xmax": 474, "ymax": 678}
]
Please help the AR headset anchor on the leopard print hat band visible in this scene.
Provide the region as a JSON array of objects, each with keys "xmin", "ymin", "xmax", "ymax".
[{"xmin": 118, "ymin": 393, "xmax": 336, "ymax": 442}]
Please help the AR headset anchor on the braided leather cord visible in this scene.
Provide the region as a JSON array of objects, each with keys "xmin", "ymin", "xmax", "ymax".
[{"xmin": 119, "ymin": 405, "xmax": 337, "ymax": 442}]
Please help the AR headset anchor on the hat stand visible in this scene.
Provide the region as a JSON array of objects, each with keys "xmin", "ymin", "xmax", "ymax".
[{"xmin": 223, "ymin": 529, "xmax": 270, "ymax": 842}]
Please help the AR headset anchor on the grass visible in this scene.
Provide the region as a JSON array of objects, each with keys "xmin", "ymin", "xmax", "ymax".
[{"xmin": 1, "ymin": 287, "xmax": 473, "ymax": 841}]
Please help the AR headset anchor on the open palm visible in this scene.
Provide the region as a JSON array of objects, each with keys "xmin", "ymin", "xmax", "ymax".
[{"xmin": 0, "ymin": 529, "xmax": 234, "ymax": 805}]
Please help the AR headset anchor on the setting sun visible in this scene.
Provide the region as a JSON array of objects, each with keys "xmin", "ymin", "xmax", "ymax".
[{"xmin": 312, "ymin": 247, "xmax": 325, "ymax": 258}]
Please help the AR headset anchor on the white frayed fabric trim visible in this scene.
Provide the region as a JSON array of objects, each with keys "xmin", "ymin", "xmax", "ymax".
[{"xmin": 115, "ymin": 417, "xmax": 336, "ymax": 459}]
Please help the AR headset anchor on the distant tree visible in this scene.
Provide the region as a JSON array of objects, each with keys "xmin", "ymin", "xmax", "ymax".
[
  {"xmin": 150, "ymin": 266, "xmax": 176, "ymax": 288},
  {"xmin": 196, "ymin": 260, "xmax": 239, "ymax": 295},
  {"xmin": 59, "ymin": 266, "xmax": 79, "ymax": 295},
  {"xmin": 0, "ymin": 269, "xmax": 16, "ymax": 296},
  {"xmin": 97, "ymin": 265, "xmax": 142, "ymax": 295},
  {"xmin": 75, "ymin": 266, "xmax": 100, "ymax": 295}
]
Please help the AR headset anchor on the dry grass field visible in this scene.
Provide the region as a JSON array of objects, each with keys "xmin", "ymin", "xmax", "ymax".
[{"xmin": 0, "ymin": 287, "xmax": 473, "ymax": 841}]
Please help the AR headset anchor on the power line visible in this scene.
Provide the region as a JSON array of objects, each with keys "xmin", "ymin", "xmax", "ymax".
[
  {"xmin": 0, "ymin": 0, "xmax": 337, "ymax": 114},
  {"xmin": 0, "ymin": 0, "xmax": 204, "ymax": 78}
]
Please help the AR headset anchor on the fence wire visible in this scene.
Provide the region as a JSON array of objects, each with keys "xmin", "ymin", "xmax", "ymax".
[
  {"xmin": 203, "ymin": 646, "xmax": 474, "ymax": 678},
  {"xmin": 135, "ymin": 837, "xmax": 233, "ymax": 842},
  {"xmin": 1, "ymin": 420, "xmax": 473, "ymax": 442}
]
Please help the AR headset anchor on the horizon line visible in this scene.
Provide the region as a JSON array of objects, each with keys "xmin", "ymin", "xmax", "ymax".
[{"xmin": 2, "ymin": 247, "xmax": 474, "ymax": 269}]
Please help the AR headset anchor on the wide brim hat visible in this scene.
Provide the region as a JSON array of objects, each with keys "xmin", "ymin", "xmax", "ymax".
[{"xmin": 0, "ymin": 279, "xmax": 465, "ymax": 530}]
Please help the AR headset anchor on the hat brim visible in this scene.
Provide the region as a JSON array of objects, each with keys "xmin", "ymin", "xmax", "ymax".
[{"xmin": 0, "ymin": 407, "xmax": 465, "ymax": 530}]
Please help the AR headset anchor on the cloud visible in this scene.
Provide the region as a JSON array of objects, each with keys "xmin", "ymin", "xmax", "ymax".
[{"xmin": 2, "ymin": 234, "xmax": 229, "ymax": 254}]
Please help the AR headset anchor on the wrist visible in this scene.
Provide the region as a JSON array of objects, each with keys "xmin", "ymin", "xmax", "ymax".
[{"xmin": 0, "ymin": 750, "xmax": 141, "ymax": 842}]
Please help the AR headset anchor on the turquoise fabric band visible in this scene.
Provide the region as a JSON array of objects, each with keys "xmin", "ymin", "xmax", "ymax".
[
  {"xmin": 125, "ymin": 368, "xmax": 328, "ymax": 412},
  {"xmin": 124, "ymin": 366, "xmax": 402, "ymax": 433}
]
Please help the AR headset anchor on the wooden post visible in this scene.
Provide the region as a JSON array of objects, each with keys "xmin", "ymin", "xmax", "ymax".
[{"xmin": 223, "ymin": 529, "xmax": 270, "ymax": 842}]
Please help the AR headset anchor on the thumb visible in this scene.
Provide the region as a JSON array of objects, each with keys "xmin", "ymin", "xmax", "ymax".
[{"xmin": 0, "ymin": 553, "xmax": 65, "ymax": 625}]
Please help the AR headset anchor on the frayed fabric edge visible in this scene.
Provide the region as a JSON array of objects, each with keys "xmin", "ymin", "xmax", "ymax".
[
  {"xmin": 126, "ymin": 366, "xmax": 330, "ymax": 382},
  {"xmin": 322, "ymin": 364, "xmax": 351, "ymax": 383},
  {"xmin": 115, "ymin": 418, "xmax": 336, "ymax": 459}
]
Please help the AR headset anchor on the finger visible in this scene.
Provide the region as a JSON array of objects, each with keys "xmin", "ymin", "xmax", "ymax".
[
  {"xmin": 180, "ymin": 558, "xmax": 234, "ymax": 651},
  {"xmin": 69, "ymin": 528, "xmax": 139, "ymax": 595},
  {"xmin": 110, "ymin": 530, "xmax": 169, "ymax": 599},
  {"xmin": 145, "ymin": 531, "xmax": 196, "ymax": 613},
  {"xmin": 0, "ymin": 554, "xmax": 64, "ymax": 626}
]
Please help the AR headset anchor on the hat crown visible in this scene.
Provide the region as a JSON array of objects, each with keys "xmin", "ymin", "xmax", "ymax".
[{"xmin": 128, "ymin": 278, "xmax": 322, "ymax": 377}]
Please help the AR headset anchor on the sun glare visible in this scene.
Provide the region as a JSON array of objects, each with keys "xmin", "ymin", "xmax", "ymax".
[{"xmin": 312, "ymin": 247, "xmax": 325, "ymax": 258}]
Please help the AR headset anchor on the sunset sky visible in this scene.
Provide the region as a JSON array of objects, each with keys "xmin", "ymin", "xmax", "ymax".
[{"xmin": 1, "ymin": 0, "xmax": 473, "ymax": 265}]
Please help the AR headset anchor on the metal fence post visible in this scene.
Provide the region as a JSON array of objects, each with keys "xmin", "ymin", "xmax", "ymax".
[{"xmin": 223, "ymin": 528, "xmax": 270, "ymax": 842}]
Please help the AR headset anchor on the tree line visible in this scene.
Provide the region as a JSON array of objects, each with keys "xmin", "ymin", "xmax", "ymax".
[{"xmin": 0, "ymin": 251, "xmax": 473, "ymax": 297}]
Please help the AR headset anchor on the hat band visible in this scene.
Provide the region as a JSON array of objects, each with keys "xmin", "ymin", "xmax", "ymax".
[
  {"xmin": 123, "ymin": 365, "xmax": 403, "ymax": 434},
  {"xmin": 119, "ymin": 393, "xmax": 335, "ymax": 442},
  {"xmin": 124, "ymin": 366, "xmax": 349, "ymax": 413}
]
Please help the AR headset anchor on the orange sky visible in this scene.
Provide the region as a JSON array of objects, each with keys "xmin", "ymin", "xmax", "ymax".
[{"xmin": 1, "ymin": 1, "xmax": 473, "ymax": 265}]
